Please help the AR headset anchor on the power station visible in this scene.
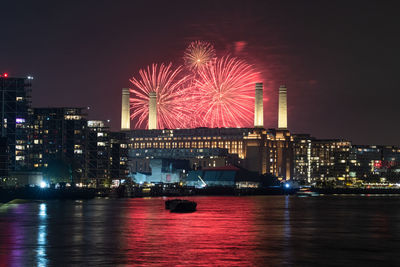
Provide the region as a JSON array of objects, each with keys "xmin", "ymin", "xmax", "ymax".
[
  {"xmin": 121, "ymin": 83, "xmax": 294, "ymax": 183},
  {"xmin": 121, "ymin": 83, "xmax": 286, "ymax": 131}
]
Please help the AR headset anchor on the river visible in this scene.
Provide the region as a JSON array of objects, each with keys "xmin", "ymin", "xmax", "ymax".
[{"xmin": 1, "ymin": 195, "xmax": 399, "ymax": 266}]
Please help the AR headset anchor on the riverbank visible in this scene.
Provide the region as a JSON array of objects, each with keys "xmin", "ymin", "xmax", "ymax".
[
  {"xmin": 3, "ymin": 186, "xmax": 400, "ymax": 203},
  {"xmin": 0, "ymin": 187, "xmax": 96, "ymax": 203},
  {"xmin": 313, "ymin": 187, "xmax": 400, "ymax": 195}
]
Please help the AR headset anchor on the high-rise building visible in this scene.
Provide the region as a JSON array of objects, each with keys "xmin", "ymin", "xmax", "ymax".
[
  {"xmin": 85, "ymin": 120, "xmax": 110, "ymax": 187},
  {"xmin": 109, "ymin": 132, "xmax": 129, "ymax": 181},
  {"xmin": 30, "ymin": 107, "xmax": 87, "ymax": 183},
  {"xmin": 278, "ymin": 85, "xmax": 287, "ymax": 129},
  {"xmin": 0, "ymin": 75, "xmax": 32, "ymax": 172},
  {"xmin": 293, "ymin": 134, "xmax": 351, "ymax": 183}
]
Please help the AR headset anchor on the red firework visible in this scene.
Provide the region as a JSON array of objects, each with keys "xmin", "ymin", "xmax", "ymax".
[
  {"xmin": 183, "ymin": 41, "xmax": 216, "ymax": 71},
  {"xmin": 191, "ymin": 56, "xmax": 260, "ymax": 128},
  {"xmin": 129, "ymin": 63, "xmax": 191, "ymax": 129}
]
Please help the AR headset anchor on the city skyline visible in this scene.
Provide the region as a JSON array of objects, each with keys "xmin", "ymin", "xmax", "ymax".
[{"xmin": 1, "ymin": 0, "xmax": 399, "ymax": 145}]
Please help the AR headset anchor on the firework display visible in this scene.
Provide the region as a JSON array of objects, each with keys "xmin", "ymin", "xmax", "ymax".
[
  {"xmin": 183, "ymin": 41, "xmax": 216, "ymax": 71},
  {"xmin": 129, "ymin": 63, "xmax": 191, "ymax": 129},
  {"xmin": 191, "ymin": 56, "xmax": 259, "ymax": 127},
  {"xmin": 129, "ymin": 41, "xmax": 260, "ymax": 129}
]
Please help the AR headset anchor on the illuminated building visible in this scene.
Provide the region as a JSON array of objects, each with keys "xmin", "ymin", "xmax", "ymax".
[
  {"xmin": 120, "ymin": 88, "xmax": 130, "ymax": 131},
  {"xmin": 293, "ymin": 134, "xmax": 351, "ymax": 183},
  {"xmin": 278, "ymin": 85, "xmax": 287, "ymax": 129},
  {"xmin": 254, "ymin": 83, "xmax": 264, "ymax": 128},
  {"xmin": 125, "ymin": 82, "xmax": 293, "ymax": 184},
  {"xmin": 109, "ymin": 132, "xmax": 129, "ymax": 182},
  {"xmin": 349, "ymin": 145, "xmax": 400, "ymax": 182},
  {"xmin": 85, "ymin": 120, "xmax": 110, "ymax": 186},
  {"xmin": 85, "ymin": 121, "xmax": 129, "ymax": 187},
  {"xmin": 134, "ymin": 159, "xmax": 189, "ymax": 184},
  {"xmin": 31, "ymin": 109, "xmax": 129, "ymax": 187},
  {"xmin": 126, "ymin": 127, "xmax": 293, "ymax": 181},
  {"xmin": 30, "ymin": 107, "xmax": 87, "ymax": 183},
  {"xmin": 0, "ymin": 75, "xmax": 32, "ymax": 171}
]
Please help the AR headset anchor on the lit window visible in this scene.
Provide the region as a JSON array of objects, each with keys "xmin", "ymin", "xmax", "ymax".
[{"xmin": 16, "ymin": 156, "xmax": 25, "ymax": 161}]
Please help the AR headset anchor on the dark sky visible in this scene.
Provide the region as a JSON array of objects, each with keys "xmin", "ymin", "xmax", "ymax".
[{"xmin": 1, "ymin": 0, "xmax": 399, "ymax": 145}]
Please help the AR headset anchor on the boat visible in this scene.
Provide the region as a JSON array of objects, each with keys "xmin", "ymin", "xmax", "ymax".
[
  {"xmin": 165, "ymin": 199, "xmax": 197, "ymax": 213},
  {"xmin": 296, "ymin": 187, "xmax": 320, "ymax": 197}
]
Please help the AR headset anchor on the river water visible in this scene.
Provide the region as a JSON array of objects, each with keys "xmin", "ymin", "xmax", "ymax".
[{"xmin": 0, "ymin": 195, "xmax": 399, "ymax": 266}]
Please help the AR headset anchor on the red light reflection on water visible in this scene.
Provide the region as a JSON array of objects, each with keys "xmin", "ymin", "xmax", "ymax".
[{"xmin": 121, "ymin": 197, "xmax": 260, "ymax": 266}]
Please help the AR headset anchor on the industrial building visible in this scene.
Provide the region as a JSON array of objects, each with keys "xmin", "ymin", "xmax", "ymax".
[
  {"xmin": 122, "ymin": 83, "xmax": 293, "ymax": 186},
  {"xmin": 126, "ymin": 127, "xmax": 293, "ymax": 180}
]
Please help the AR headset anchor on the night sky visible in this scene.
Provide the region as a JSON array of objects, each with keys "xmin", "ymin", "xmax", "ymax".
[{"xmin": 1, "ymin": 0, "xmax": 399, "ymax": 145}]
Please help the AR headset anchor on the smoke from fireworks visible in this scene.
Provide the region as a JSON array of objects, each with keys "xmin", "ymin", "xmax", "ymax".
[
  {"xmin": 129, "ymin": 63, "xmax": 191, "ymax": 129},
  {"xmin": 191, "ymin": 56, "xmax": 260, "ymax": 127},
  {"xmin": 183, "ymin": 41, "xmax": 216, "ymax": 71}
]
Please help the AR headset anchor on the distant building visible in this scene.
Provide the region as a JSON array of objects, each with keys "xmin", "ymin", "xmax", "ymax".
[
  {"xmin": 186, "ymin": 165, "xmax": 260, "ymax": 188},
  {"xmin": 349, "ymin": 145, "xmax": 400, "ymax": 182},
  {"xmin": 0, "ymin": 75, "xmax": 32, "ymax": 171},
  {"xmin": 109, "ymin": 132, "xmax": 129, "ymax": 181},
  {"xmin": 293, "ymin": 134, "xmax": 351, "ymax": 183},
  {"xmin": 133, "ymin": 158, "xmax": 188, "ymax": 184},
  {"xmin": 85, "ymin": 121, "xmax": 129, "ymax": 187},
  {"xmin": 30, "ymin": 107, "xmax": 87, "ymax": 184},
  {"xmin": 30, "ymin": 109, "xmax": 128, "ymax": 187},
  {"xmin": 85, "ymin": 120, "xmax": 110, "ymax": 187},
  {"xmin": 349, "ymin": 145, "xmax": 381, "ymax": 181},
  {"xmin": 126, "ymin": 127, "xmax": 293, "ymax": 180}
]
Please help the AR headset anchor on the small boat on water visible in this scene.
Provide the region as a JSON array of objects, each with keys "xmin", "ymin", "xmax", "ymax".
[
  {"xmin": 297, "ymin": 187, "xmax": 320, "ymax": 197},
  {"xmin": 165, "ymin": 199, "xmax": 197, "ymax": 213}
]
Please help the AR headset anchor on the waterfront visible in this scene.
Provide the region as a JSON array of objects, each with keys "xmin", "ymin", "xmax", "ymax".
[{"xmin": 1, "ymin": 196, "xmax": 400, "ymax": 266}]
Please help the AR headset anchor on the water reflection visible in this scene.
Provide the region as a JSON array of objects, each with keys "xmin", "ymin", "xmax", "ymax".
[
  {"xmin": 37, "ymin": 203, "xmax": 47, "ymax": 267},
  {"xmin": 282, "ymin": 196, "xmax": 293, "ymax": 265},
  {"xmin": 1, "ymin": 196, "xmax": 400, "ymax": 265},
  {"xmin": 122, "ymin": 197, "xmax": 259, "ymax": 266}
]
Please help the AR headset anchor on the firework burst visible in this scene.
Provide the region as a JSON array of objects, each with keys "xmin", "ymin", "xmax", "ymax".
[
  {"xmin": 183, "ymin": 41, "xmax": 216, "ymax": 71},
  {"xmin": 129, "ymin": 63, "xmax": 191, "ymax": 129},
  {"xmin": 192, "ymin": 56, "xmax": 260, "ymax": 128}
]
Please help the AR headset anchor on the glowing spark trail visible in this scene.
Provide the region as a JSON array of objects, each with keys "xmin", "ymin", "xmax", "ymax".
[
  {"xmin": 129, "ymin": 63, "xmax": 191, "ymax": 129},
  {"xmin": 183, "ymin": 41, "xmax": 216, "ymax": 71},
  {"xmin": 192, "ymin": 56, "xmax": 260, "ymax": 128}
]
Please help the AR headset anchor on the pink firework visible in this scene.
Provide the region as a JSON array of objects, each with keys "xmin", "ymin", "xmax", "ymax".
[
  {"xmin": 192, "ymin": 56, "xmax": 260, "ymax": 128},
  {"xmin": 183, "ymin": 41, "xmax": 216, "ymax": 71},
  {"xmin": 129, "ymin": 63, "xmax": 191, "ymax": 129}
]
